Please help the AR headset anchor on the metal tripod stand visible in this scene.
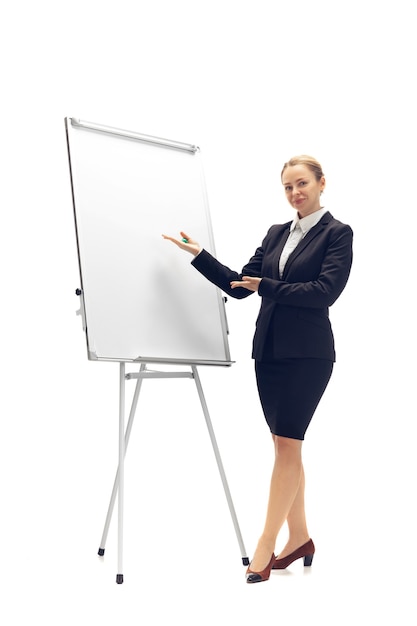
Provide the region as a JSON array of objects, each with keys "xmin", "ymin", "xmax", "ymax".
[{"xmin": 97, "ymin": 362, "xmax": 249, "ymax": 583}]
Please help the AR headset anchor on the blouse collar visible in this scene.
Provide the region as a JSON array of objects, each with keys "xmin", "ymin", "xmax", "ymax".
[{"xmin": 291, "ymin": 207, "xmax": 328, "ymax": 236}]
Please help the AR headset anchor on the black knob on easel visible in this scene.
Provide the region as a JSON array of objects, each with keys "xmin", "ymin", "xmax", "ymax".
[{"xmin": 75, "ymin": 288, "xmax": 82, "ymax": 295}]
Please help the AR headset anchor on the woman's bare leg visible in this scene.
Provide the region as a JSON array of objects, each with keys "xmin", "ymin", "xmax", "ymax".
[
  {"xmin": 249, "ymin": 435, "xmax": 303, "ymax": 572},
  {"xmin": 276, "ymin": 464, "xmax": 310, "ymax": 558}
]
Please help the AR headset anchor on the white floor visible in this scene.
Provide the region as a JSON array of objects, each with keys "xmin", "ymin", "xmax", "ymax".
[{"xmin": 5, "ymin": 535, "xmax": 411, "ymax": 626}]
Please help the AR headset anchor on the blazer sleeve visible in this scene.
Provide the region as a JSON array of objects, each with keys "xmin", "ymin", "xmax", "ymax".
[
  {"xmin": 191, "ymin": 244, "xmax": 265, "ymax": 299},
  {"xmin": 259, "ymin": 224, "xmax": 353, "ymax": 308}
]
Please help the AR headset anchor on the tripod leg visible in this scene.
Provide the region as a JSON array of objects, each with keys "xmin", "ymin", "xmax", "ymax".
[
  {"xmin": 192, "ymin": 366, "xmax": 249, "ymax": 566},
  {"xmin": 116, "ymin": 363, "xmax": 126, "ymax": 583},
  {"xmin": 98, "ymin": 364, "xmax": 145, "ymax": 559}
]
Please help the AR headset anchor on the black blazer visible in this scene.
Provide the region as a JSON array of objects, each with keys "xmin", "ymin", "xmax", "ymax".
[{"xmin": 192, "ymin": 211, "xmax": 353, "ymax": 362}]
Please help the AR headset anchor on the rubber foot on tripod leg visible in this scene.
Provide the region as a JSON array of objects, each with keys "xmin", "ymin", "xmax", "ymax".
[
  {"xmin": 242, "ymin": 557, "xmax": 250, "ymax": 566},
  {"xmin": 116, "ymin": 574, "xmax": 124, "ymax": 584},
  {"xmin": 98, "ymin": 548, "xmax": 105, "ymax": 556}
]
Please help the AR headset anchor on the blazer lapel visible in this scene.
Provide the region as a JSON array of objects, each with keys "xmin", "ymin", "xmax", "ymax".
[
  {"xmin": 283, "ymin": 212, "xmax": 333, "ymax": 278},
  {"xmin": 271, "ymin": 226, "xmax": 291, "ymax": 279}
]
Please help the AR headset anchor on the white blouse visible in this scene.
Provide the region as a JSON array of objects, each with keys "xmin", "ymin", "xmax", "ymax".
[{"xmin": 279, "ymin": 208, "xmax": 328, "ymax": 278}]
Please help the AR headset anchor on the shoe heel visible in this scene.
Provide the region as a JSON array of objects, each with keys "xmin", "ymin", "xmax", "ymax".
[{"xmin": 303, "ymin": 553, "xmax": 314, "ymax": 567}]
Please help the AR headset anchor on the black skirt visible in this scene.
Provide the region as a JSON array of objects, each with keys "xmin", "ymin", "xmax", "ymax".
[{"xmin": 255, "ymin": 358, "xmax": 333, "ymax": 440}]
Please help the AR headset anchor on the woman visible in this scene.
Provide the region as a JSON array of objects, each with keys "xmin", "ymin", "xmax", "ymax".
[{"xmin": 163, "ymin": 155, "xmax": 353, "ymax": 583}]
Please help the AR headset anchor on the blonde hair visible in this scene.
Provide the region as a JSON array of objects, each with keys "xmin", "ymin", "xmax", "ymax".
[{"xmin": 281, "ymin": 155, "xmax": 324, "ymax": 182}]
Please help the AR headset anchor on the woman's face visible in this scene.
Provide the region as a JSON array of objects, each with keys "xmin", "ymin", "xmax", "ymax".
[{"xmin": 282, "ymin": 164, "xmax": 325, "ymax": 217}]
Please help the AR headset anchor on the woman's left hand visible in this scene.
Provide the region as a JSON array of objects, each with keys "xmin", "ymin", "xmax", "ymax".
[{"xmin": 230, "ymin": 276, "xmax": 262, "ymax": 292}]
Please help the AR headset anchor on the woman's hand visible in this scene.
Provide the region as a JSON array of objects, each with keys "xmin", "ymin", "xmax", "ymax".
[
  {"xmin": 230, "ymin": 276, "xmax": 262, "ymax": 292},
  {"xmin": 162, "ymin": 231, "xmax": 201, "ymax": 256}
]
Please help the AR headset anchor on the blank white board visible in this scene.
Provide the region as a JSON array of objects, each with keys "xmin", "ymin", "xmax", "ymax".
[{"xmin": 65, "ymin": 118, "xmax": 232, "ymax": 365}]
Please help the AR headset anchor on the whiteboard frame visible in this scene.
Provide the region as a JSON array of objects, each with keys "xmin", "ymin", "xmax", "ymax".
[{"xmin": 65, "ymin": 117, "xmax": 233, "ymax": 366}]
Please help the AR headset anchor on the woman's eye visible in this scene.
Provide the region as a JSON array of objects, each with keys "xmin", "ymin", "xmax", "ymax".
[
  {"xmin": 299, "ymin": 181, "xmax": 307, "ymax": 186},
  {"xmin": 285, "ymin": 186, "xmax": 292, "ymax": 192}
]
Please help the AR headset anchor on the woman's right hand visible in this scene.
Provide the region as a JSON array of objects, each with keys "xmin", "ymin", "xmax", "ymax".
[{"xmin": 162, "ymin": 231, "xmax": 201, "ymax": 256}]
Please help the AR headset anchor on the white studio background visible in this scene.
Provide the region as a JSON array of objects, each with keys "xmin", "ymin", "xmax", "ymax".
[{"xmin": 0, "ymin": 1, "xmax": 415, "ymax": 624}]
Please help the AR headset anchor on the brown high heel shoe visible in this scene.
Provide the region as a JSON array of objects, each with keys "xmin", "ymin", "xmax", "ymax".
[
  {"xmin": 272, "ymin": 539, "xmax": 315, "ymax": 570},
  {"xmin": 246, "ymin": 553, "xmax": 276, "ymax": 584}
]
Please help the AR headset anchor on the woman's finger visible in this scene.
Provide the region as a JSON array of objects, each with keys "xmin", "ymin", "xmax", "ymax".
[{"xmin": 162, "ymin": 232, "xmax": 201, "ymax": 255}]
